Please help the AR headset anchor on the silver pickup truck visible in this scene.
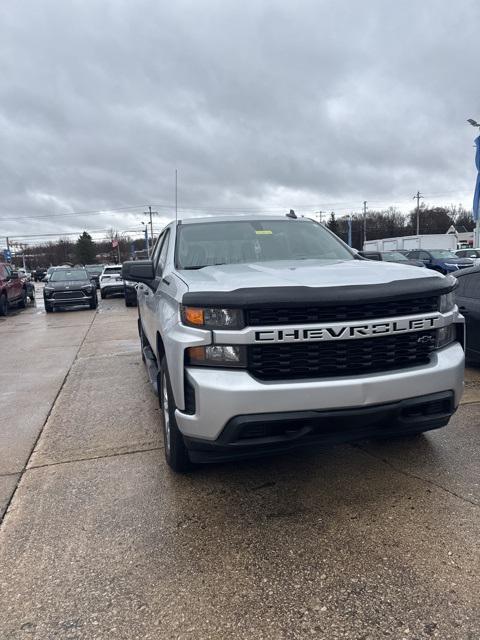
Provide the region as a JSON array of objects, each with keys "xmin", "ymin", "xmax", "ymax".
[{"xmin": 123, "ymin": 215, "xmax": 464, "ymax": 472}]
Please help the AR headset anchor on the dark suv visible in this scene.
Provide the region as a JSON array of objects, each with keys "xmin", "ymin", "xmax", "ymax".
[
  {"xmin": 0, "ymin": 262, "xmax": 28, "ymax": 316},
  {"xmin": 85, "ymin": 264, "xmax": 104, "ymax": 288},
  {"xmin": 43, "ymin": 267, "xmax": 98, "ymax": 313}
]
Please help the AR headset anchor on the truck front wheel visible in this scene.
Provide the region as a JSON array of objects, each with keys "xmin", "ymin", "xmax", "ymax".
[
  {"xmin": 0, "ymin": 294, "xmax": 7, "ymax": 316},
  {"xmin": 158, "ymin": 357, "xmax": 192, "ymax": 473},
  {"xmin": 18, "ymin": 289, "xmax": 27, "ymax": 309}
]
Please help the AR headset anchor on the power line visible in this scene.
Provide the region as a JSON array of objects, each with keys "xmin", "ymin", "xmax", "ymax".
[
  {"xmin": 0, "ymin": 203, "xmax": 158, "ymax": 223},
  {"xmin": 0, "ymin": 191, "xmax": 474, "ymax": 225}
]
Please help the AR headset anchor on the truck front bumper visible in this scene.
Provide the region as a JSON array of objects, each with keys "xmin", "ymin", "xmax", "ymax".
[{"xmin": 175, "ymin": 342, "xmax": 464, "ymax": 460}]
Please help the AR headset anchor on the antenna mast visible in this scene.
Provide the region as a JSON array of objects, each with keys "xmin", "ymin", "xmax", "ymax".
[{"xmin": 175, "ymin": 169, "xmax": 178, "ymax": 223}]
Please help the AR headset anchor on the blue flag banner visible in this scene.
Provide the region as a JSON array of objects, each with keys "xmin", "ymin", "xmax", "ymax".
[{"xmin": 473, "ymin": 136, "xmax": 480, "ymax": 221}]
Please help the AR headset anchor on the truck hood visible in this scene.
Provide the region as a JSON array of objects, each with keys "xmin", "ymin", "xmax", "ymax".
[{"xmin": 178, "ymin": 259, "xmax": 443, "ymax": 293}]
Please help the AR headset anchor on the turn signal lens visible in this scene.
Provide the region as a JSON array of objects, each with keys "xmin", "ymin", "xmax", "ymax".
[
  {"xmin": 186, "ymin": 345, "xmax": 246, "ymax": 368},
  {"xmin": 187, "ymin": 346, "xmax": 206, "ymax": 362},
  {"xmin": 183, "ymin": 307, "xmax": 205, "ymax": 326}
]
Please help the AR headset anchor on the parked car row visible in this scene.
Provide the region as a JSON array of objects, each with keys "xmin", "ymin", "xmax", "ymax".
[
  {"xmin": 0, "ymin": 260, "xmax": 139, "ymax": 316},
  {"xmin": 360, "ymin": 249, "xmax": 475, "ymax": 274}
]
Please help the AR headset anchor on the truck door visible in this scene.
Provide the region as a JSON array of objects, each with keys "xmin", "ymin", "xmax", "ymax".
[
  {"xmin": 457, "ymin": 271, "xmax": 480, "ymax": 359},
  {"xmin": 140, "ymin": 231, "xmax": 170, "ymax": 350}
]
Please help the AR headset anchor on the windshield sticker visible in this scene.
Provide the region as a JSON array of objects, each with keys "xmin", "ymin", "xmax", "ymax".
[{"xmin": 255, "ymin": 230, "xmax": 273, "ymax": 235}]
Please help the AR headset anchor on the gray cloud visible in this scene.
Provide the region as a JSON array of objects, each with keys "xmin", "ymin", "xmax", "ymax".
[{"xmin": 1, "ymin": 0, "xmax": 479, "ymax": 243}]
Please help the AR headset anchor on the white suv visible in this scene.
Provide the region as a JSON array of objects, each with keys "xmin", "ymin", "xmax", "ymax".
[{"xmin": 99, "ymin": 265, "xmax": 124, "ymax": 299}]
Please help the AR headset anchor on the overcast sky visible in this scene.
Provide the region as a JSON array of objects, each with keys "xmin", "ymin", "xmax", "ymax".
[{"xmin": 1, "ymin": 0, "xmax": 479, "ymax": 244}]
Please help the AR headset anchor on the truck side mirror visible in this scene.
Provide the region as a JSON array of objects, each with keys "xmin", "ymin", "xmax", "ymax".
[{"xmin": 122, "ymin": 260, "xmax": 155, "ymax": 286}]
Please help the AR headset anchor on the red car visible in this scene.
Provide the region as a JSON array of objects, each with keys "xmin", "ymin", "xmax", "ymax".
[{"xmin": 0, "ymin": 262, "xmax": 27, "ymax": 316}]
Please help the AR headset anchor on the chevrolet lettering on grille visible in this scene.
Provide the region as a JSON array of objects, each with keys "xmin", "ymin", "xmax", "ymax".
[{"xmin": 253, "ymin": 316, "xmax": 441, "ymax": 343}]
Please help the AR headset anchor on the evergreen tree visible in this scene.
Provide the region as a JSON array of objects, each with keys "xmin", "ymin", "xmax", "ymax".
[
  {"xmin": 327, "ymin": 212, "xmax": 339, "ymax": 236},
  {"xmin": 75, "ymin": 232, "xmax": 96, "ymax": 264}
]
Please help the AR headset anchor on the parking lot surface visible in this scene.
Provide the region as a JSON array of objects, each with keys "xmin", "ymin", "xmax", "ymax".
[{"xmin": 0, "ymin": 288, "xmax": 479, "ymax": 639}]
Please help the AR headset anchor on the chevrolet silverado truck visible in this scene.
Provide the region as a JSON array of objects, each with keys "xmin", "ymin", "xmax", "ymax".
[{"xmin": 122, "ymin": 215, "xmax": 465, "ymax": 472}]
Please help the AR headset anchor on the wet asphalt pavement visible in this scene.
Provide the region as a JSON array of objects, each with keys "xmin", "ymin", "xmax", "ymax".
[{"xmin": 0, "ymin": 286, "xmax": 479, "ymax": 639}]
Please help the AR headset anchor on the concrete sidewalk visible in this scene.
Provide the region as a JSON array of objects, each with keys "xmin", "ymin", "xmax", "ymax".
[{"xmin": 1, "ymin": 295, "xmax": 479, "ymax": 639}]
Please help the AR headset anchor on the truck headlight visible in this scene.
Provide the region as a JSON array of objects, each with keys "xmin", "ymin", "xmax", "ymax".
[
  {"xmin": 439, "ymin": 292, "xmax": 455, "ymax": 313},
  {"xmin": 44, "ymin": 287, "xmax": 54, "ymax": 297},
  {"xmin": 436, "ymin": 324, "xmax": 456, "ymax": 348},
  {"xmin": 186, "ymin": 345, "xmax": 247, "ymax": 367},
  {"xmin": 181, "ymin": 306, "xmax": 244, "ymax": 329}
]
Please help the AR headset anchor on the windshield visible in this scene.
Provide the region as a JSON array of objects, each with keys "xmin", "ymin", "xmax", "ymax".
[
  {"xmin": 50, "ymin": 269, "xmax": 88, "ymax": 282},
  {"xmin": 104, "ymin": 267, "xmax": 122, "ymax": 274},
  {"xmin": 176, "ymin": 219, "xmax": 353, "ymax": 269},
  {"xmin": 382, "ymin": 251, "xmax": 409, "ymax": 261},
  {"xmin": 429, "ymin": 250, "xmax": 457, "ymax": 259}
]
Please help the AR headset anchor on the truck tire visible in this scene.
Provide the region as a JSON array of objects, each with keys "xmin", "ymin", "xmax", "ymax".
[
  {"xmin": 158, "ymin": 357, "xmax": 192, "ymax": 473},
  {"xmin": 18, "ymin": 289, "xmax": 27, "ymax": 309},
  {"xmin": 0, "ymin": 294, "xmax": 7, "ymax": 316},
  {"xmin": 45, "ymin": 303, "xmax": 53, "ymax": 313},
  {"xmin": 100, "ymin": 290, "xmax": 106, "ymax": 299}
]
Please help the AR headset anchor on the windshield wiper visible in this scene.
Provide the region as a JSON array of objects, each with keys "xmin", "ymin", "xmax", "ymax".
[{"xmin": 182, "ymin": 263, "xmax": 226, "ymax": 270}]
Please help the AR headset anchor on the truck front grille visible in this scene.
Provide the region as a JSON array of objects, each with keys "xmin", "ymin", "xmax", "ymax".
[
  {"xmin": 53, "ymin": 290, "xmax": 85, "ymax": 300},
  {"xmin": 246, "ymin": 296, "xmax": 438, "ymax": 326},
  {"xmin": 247, "ymin": 331, "xmax": 436, "ymax": 380}
]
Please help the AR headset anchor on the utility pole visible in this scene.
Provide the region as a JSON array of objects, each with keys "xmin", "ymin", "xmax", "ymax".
[
  {"xmin": 347, "ymin": 216, "xmax": 352, "ymax": 247},
  {"xmin": 141, "ymin": 222, "xmax": 150, "ymax": 257},
  {"xmin": 144, "ymin": 206, "xmax": 158, "ymax": 250},
  {"xmin": 315, "ymin": 210, "xmax": 325, "ymax": 225},
  {"xmin": 413, "ymin": 191, "xmax": 423, "ymax": 235},
  {"xmin": 362, "ymin": 201, "xmax": 368, "ymax": 246}
]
